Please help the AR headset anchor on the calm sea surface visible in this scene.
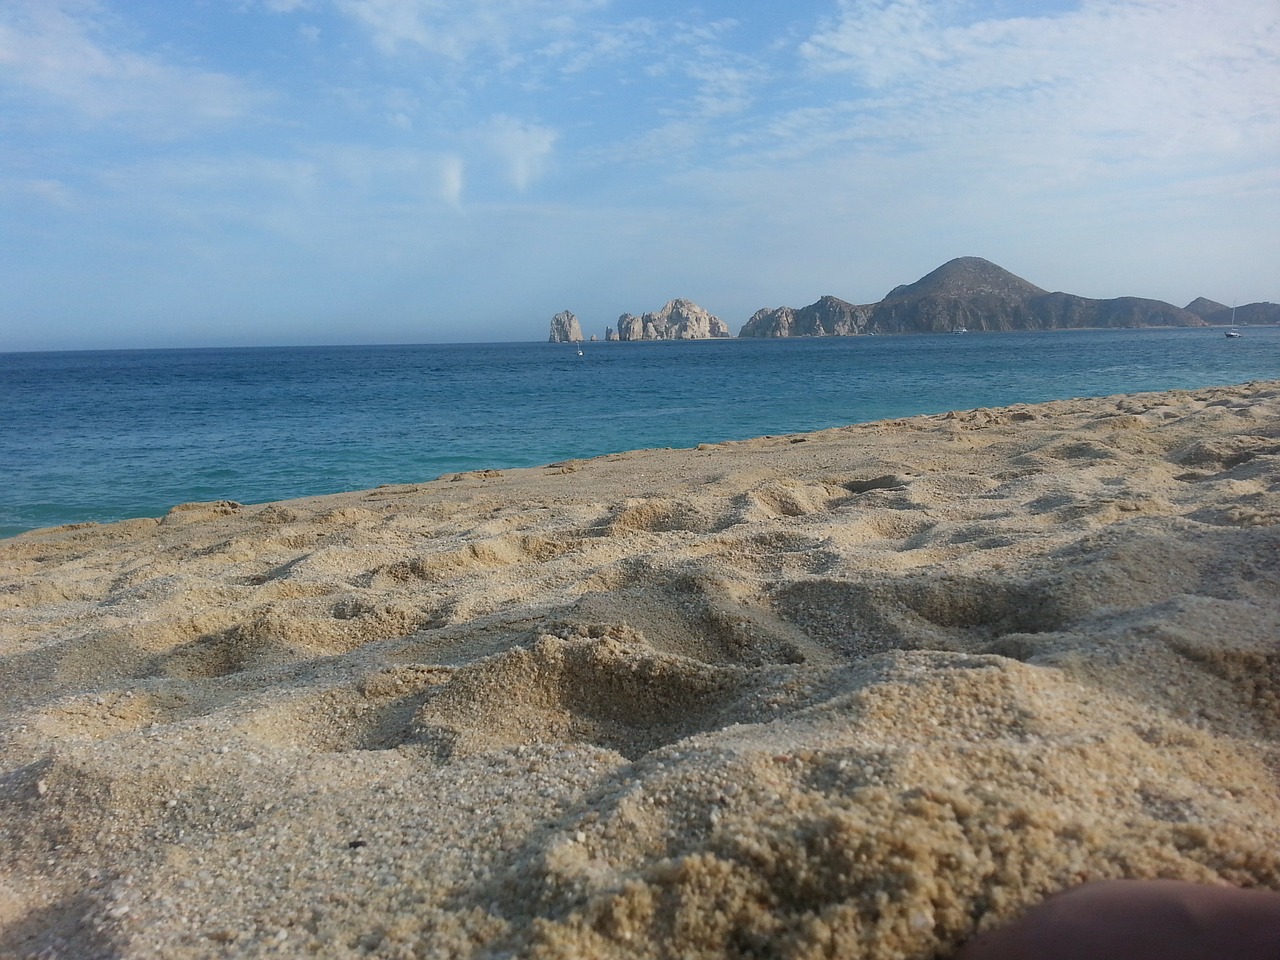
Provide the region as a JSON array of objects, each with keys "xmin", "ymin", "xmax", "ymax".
[{"xmin": 3, "ymin": 328, "xmax": 1278, "ymax": 538}]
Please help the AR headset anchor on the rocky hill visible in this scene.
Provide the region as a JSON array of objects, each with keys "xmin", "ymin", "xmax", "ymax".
[
  {"xmin": 868, "ymin": 258, "xmax": 1048, "ymax": 333},
  {"xmin": 1186, "ymin": 299, "xmax": 1280, "ymax": 327},
  {"xmin": 1184, "ymin": 297, "xmax": 1230, "ymax": 320},
  {"xmin": 1023, "ymin": 294, "xmax": 1205, "ymax": 331},
  {"xmin": 740, "ymin": 295, "xmax": 871, "ymax": 337},
  {"xmin": 612, "ymin": 299, "xmax": 731, "ymax": 341},
  {"xmin": 547, "ymin": 310, "xmax": 584, "ymax": 343},
  {"xmin": 740, "ymin": 257, "xmax": 1209, "ymax": 336}
]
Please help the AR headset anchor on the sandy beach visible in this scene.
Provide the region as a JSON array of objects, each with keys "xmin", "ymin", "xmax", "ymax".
[{"xmin": 1, "ymin": 380, "xmax": 1278, "ymax": 959}]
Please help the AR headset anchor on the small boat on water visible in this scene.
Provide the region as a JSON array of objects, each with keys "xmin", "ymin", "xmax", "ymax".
[{"xmin": 1225, "ymin": 304, "xmax": 1242, "ymax": 338}]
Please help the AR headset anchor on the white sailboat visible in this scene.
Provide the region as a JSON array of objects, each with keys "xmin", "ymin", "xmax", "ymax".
[{"xmin": 1225, "ymin": 303, "xmax": 1241, "ymax": 338}]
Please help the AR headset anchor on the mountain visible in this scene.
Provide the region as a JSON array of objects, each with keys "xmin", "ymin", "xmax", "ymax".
[
  {"xmin": 882, "ymin": 256, "xmax": 1047, "ymax": 303},
  {"xmin": 870, "ymin": 257, "xmax": 1047, "ymax": 333},
  {"xmin": 1184, "ymin": 297, "xmax": 1230, "ymax": 320},
  {"xmin": 739, "ymin": 257, "xmax": 1208, "ymax": 336}
]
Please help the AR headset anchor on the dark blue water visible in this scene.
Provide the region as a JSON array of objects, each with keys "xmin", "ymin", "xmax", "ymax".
[{"xmin": 2, "ymin": 328, "xmax": 1277, "ymax": 537}]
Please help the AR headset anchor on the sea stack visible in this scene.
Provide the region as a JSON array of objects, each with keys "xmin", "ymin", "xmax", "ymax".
[
  {"xmin": 614, "ymin": 299, "xmax": 731, "ymax": 340},
  {"xmin": 548, "ymin": 310, "xmax": 584, "ymax": 343}
]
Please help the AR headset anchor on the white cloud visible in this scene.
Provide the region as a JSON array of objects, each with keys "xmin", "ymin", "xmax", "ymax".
[
  {"xmin": 334, "ymin": 0, "xmax": 606, "ymax": 61},
  {"xmin": 440, "ymin": 154, "xmax": 465, "ymax": 206},
  {"xmin": 564, "ymin": 18, "xmax": 770, "ymax": 167},
  {"xmin": 84, "ymin": 145, "xmax": 470, "ymax": 253},
  {"xmin": 781, "ymin": 0, "xmax": 1280, "ymax": 186},
  {"xmin": 481, "ymin": 114, "xmax": 557, "ymax": 191},
  {"xmin": 801, "ymin": 0, "xmax": 947, "ymax": 85},
  {"xmin": 2, "ymin": 177, "xmax": 78, "ymax": 209},
  {"xmin": 555, "ymin": 17, "xmax": 656, "ymax": 75},
  {"xmin": 0, "ymin": 0, "xmax": 264, "ymax": 136}
]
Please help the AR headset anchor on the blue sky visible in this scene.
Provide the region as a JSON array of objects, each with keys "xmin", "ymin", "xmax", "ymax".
[{"xmin": 2, "ymin": 0, "xmax": 1277, "ymax": 350}]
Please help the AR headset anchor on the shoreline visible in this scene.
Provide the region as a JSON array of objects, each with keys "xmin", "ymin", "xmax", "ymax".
[
  {"xmin": 2, "ymin": 380, "xmax": 1279, "ymax": 957},
  {"xmin": 8, "ymin": 361, "xmax": 1277, "ymax": 544}
]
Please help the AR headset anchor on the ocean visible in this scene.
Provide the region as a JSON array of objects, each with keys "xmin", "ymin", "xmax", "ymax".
[{"xmin": 3, "ymin": 327, "xmax": 1277, "ymax": 538}]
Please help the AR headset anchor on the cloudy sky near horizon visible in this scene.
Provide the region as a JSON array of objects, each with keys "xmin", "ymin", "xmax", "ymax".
[{"xmin": 2, "ymin": 0, "xmax": 1277, "ymax": 350}]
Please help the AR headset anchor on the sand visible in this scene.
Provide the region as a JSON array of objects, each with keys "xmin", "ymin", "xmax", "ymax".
[{"xmin": 1, "ymin": 381, "xmax": 1278, "ymax": 959}]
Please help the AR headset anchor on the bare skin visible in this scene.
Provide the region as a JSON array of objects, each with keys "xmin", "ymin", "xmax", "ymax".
[{"xmin": 955, "ymin": 880, "xmax": 1280, "ymax": 960}]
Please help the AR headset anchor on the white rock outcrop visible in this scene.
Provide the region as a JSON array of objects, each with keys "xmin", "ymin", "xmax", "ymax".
[
  {"xmin": 548, "ymin": 310, "xmax": 584, "ymax": 343},
  {"xmin": 613, "ymin": 299, "xmax": 730, "ymax": 341}
]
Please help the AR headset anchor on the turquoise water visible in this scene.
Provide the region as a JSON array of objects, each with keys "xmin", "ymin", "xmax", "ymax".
[{"xmin": 2, "ymin": 328, "xmax": 1277, "ymax": 538}]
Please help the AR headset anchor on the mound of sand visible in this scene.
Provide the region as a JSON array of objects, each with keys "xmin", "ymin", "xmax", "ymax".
[{"xmin": 1, "ymin": 381, "xmax": 1279, "ymax": 958}]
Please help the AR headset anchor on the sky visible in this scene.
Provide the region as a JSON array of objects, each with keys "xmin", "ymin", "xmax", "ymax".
[{"xmin": 1, "ymin": 0, "xmax": 1277, "ymax": 350}]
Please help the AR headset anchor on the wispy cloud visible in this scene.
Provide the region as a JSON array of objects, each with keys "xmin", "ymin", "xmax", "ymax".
[
  {"xmin": 333, "ymin": 0, "xmax": 606, "ymax": 61},
  {"xmin": 568, "ymin": 17, "xmax": 771, "ymax": 167},
  {"xmin": 794, "ymin": 0, "xmax": 1280, "ymax": 173},
  {"xmin": 0, "ymin": 0, "xmax": 264, "ymax": 136},
  {"xmin": 2, "ymin": 177, "xmax": 78, "ymax": 210},
  {"xmin": 480, "ymin": 114, "xmax": 558, "ymax": 191},
  {"xmin": 802, "ymin": 0, "xmax": 947, "ymax": 85},
  {"xmin": 440, "ymin": 154, "xmax": 465, "ymax": 206}
]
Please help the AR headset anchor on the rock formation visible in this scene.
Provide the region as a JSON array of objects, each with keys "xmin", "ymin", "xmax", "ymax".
[
  {"xmin": 548, "ymin": 310, "xmax": 584, "ymax": 343},
  {"xmin": 614, "ymin": 314, "xmax": 645, "ymax": 342},
  {"xmin": 1020, "ymin": 293, "xmax": 1205, "ymax": 331},
  {"xmin": 1223, "ymin": 302, "xmax": 1280, "ymax": 325},
  {"xmin": 867, "ymin": 257, "xmax": 1048, "ymax": 333},
  {"xmin": 1184, "ymin": 297, "xmax": 1230, "ymax": 320},
  {"xmin": 740, "ymin": 295, "xmax": 871, "ymax": 337},
  {"xmin": 740, "ymin": 257, "xmax": 1209, "ymax": 337},
  {"xmin": 614, "ymin": 299, "xmax": 731, "ymax": 341},
  {"xmin": 1185, "ymin": 298, "xmax": 1280, "ymax": 327}
]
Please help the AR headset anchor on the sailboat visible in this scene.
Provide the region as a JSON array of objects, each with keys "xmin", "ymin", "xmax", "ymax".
[{"xmin": 1225, "ymin": 304, "xmax": 1242, "ymax": 338}]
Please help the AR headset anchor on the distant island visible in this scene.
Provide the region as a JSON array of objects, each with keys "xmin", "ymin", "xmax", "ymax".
[
  {"xmin": 550, "ymin": 299, "xmax": 731, "ymax": 342},
  {"xmin": 549, "ymin": 257, "xmax": 1279, "ymax": 341}
]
